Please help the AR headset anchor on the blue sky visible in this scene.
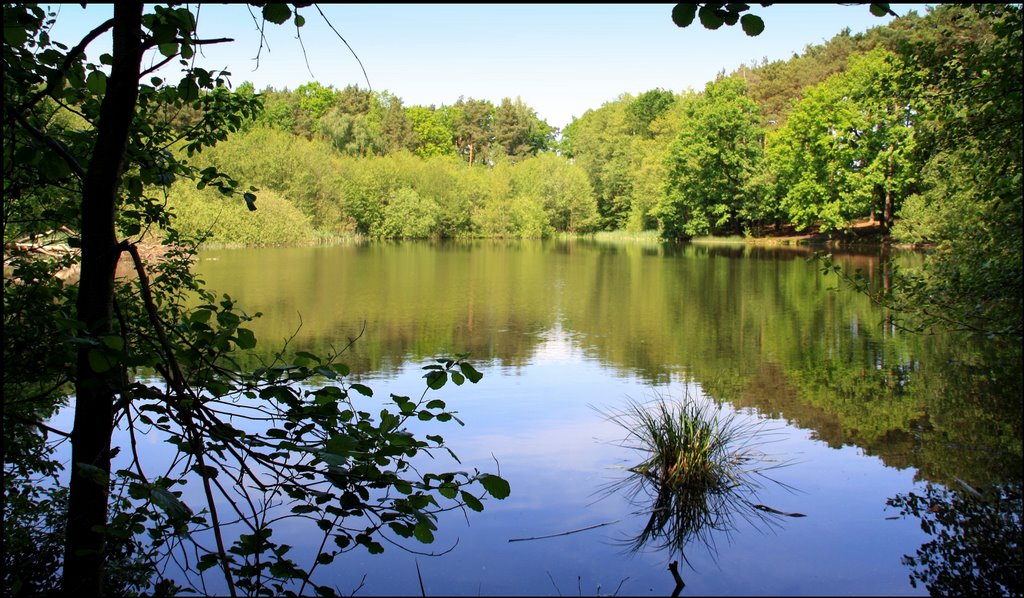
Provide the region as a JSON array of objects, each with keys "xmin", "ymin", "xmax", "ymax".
[{"xmin": 46, "ymin": 3, "xmax": 931, "ymax": 129}]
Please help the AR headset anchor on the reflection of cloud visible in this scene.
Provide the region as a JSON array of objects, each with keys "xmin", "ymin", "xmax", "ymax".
[{"xmin": 531, "ymin": 323, "xmax": 582, "ymax": 364}]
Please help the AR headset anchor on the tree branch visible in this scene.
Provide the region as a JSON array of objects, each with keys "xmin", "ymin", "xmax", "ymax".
[
  {"xmin": 315, "ymin": 5, "xmax": 371, "ymax": 91},
  {"xmin": 9, "ymin": 109, "xmax": 87, "ymax": 180},
  {"xmin": 16, "ymin": 18, "xmax": 115, "ymax": 114}
]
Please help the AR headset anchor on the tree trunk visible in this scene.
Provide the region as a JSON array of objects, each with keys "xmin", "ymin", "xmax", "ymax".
[
  {"xmin": 883, "ymin": 150, "xmax": 895, "ymax": 229},
  {"xmin": 63, "ymin": 3, "xmax": 144, "ymax": 595}
]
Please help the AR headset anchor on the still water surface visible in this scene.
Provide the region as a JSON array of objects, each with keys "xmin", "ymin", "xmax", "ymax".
[{"xmin": 177, "ymin": 239, "xmax": 1018, "ymax": 595}]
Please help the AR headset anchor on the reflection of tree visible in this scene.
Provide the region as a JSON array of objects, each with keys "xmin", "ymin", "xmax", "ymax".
[
  {"xmin": 887, "ymin": 481, "xmax": 1022, "ymax": 597},
  {"xmin": 197, "ymin": 241, "xmax": 1021, "ymax": 491}
]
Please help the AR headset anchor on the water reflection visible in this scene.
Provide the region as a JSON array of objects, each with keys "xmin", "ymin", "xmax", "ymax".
[
  {"xmin": 193, "ymin": 241, "xmax": 1021, "ymax": 491},
  {"xmin": 189, "ymin": 240, "xmax": 1022, "ymax": 594},
  {"xmin": 887, "ymin": 481, "xmax": 1022, "ymax": 597},
  {"xmin": 599, "ymin": 393, "xmax": 800, "ymax": 575}
]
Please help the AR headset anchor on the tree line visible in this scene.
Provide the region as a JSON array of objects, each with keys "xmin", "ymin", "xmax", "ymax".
[
  {"xmin": 163, "ymin": 5, "xmax": 1018, "ymax": 252},
  {"xmin": 165, "ymin": 3, "xmax": 1018, "ymax": 341}
]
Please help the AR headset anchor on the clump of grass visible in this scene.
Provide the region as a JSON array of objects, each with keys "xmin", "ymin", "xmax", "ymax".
[
  {"xmin": 623, "ymin": 397, "xmax": 737, "ymax": 490},
  {"xmin": 598, "ymin": 391, "xmax": 796, "ymax": 562}
]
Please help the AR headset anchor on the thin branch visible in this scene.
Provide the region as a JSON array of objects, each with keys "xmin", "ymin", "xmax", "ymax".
[
  {"xmin": 294, "ymin": 15, "xmax": 316, "ymax": 80},
  {"xmin": 125, "ymin": 403, "xmax": 152, "ymax": 484},
  {"xmin": 315, "ymin": 5, "xmax": 371, "ymax": 91},
  {"xmin": 125, "ymin": 242, "xmax": 187, "ymax": 393},
  {"xmin": 246, "ymin": 6, "xmax": 270, "ymax": 71},
  {"xmin": 508, "ymin": 519, "xmax": 622, "ymax": 542},
  {"xmin": 9, "ymin": 109, "xmax": 86, "ymax": 180},
  {"xmin": 3, "ymin": 412, "xmax": 71, "ymax": 438},
  {"xmin": 4, "ymin": 378, "xmax": 72, "ymax": 407},
  {"xmin": 139, "ymin": 53, "xmax": 177, "ymax": 79}
]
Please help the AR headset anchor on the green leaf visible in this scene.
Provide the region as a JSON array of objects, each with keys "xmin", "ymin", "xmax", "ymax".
[
  {"xmin": 262, "ymin": 4, "xmax": 292, "ymax": 24},
  {"xmin": 235, "ymin": 327, "xmax": 256, "ymax": 350},
  {"xmin": 425, "ymin": 370, "xmax": 447, "ymax": 390},
  {"xmin": 4, "ymin": 22, "xmax": 28, "ymax": 46},
  {"xmin": 438, "ymin": 482, "xmax": 458, "ymax": 499},
  {"xmin": 698, "ymin": 6, "xmax": 725, "ymax": 29},
  {"xmin": 671, "ymin": 3, "xmax": 698, "ymax": 27},
  {"xmin": 158, "ymin": 42, "xmax": 179, "ymax": 58},
  {"xmin": 191, "ymin": 463, "xmax": 219, "ymax": 479},
  {"xmin": 388, "ymin": 522, "xmax": 413, "ymax": 537},
  {"xmin": 197, "ymin": 553, "xmax": 222, "ymax": 572},
  {"xmin": 177, "ymin": 77, "xmax": 199, "ymax": 102},
  {"xmin": 349, "ymin": 383, "xmax": 373, "ymax": 397},
  {"xmin": 478, "ymin": 474, "xmax": 510, "ymax": 500},
  {"xmin": 425, "ymin": 399, "xmax": 446, "ymax": 410},
  {"xmin": 151, "ymin": 486, "xmax": 193, "ymax": 521},
  {"xmin": 294, "ymin": 13, "xmax": 306, "ymax": 27},
  {"xmin": 85, "ymin": 71, "xmax": 106, "ymax": 94},
  {"xmin": 461, "ymin": 491, "xmax": 484, "ymax": 512},
  {"xmin": 101, "ymin": 335, "xmax": 124, "ymax": 351},
  {"xmin": 413, "ymin": 521, "xmax": 435, "ymax": 544},
  {"xmin": 76, "ymin": 463, "xmax": 109, "ymax": 486},
  {"xmin": 869, "ymin": 3, "xmax": 891, "ymax": 17},
  {"xmin": 459, "ymin": 362, "xmax": 483, "ymax": 383},
  {"xmin": 87, "ymin": 349, "xmax": 116, "ymax": 373},
  {"xmin": 740, "ymin": 13, "xmax": 764, "ymax": 36}
]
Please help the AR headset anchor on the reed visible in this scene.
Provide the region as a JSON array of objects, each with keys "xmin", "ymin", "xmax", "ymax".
[{"xmin": 600, "ymin": 391, "xmax": 795, "ymax": 561}]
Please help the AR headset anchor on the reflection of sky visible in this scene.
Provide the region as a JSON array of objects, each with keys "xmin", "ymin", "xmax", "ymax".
[{"xmin": 46, "ymin": 326, "xmax": 930, "ymax": 596}]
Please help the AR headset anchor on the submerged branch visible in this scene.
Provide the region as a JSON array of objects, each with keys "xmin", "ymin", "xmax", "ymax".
[{"xmin": 508, "ymin": 519, "xmax": 622, "ymax": 543}]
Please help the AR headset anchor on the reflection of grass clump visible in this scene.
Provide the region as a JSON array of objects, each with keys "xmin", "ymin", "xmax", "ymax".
[{"xmin": 601, "ymin": 392, "xmax": 795, "ymax": 561}]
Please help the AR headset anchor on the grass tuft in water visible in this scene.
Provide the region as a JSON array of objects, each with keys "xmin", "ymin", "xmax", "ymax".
[{"xmin": 599, "ymin": 390, "xmax": 797, "ymax": 563}]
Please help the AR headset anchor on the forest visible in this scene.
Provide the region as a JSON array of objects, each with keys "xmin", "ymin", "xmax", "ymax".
[
  {"xmin": 3, "ymin": 3, "xmax": 1020, "ymax": 596},
  {"xmin": 157, "ymin": 3, "xmax": 1020, "ymax": 339}
]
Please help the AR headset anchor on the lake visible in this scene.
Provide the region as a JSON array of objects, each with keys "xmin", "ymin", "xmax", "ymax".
[{"xmin": 67, "ymin": 238, "xmax": 1023, "ymax": 596}]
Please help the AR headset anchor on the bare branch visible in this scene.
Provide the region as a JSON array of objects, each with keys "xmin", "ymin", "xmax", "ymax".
[{"xmin": 315, "ymin": 5, "xmax": 372, "ymax": 91}]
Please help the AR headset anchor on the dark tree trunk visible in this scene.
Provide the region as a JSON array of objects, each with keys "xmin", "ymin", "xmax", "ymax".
[
  {"xmin": 63, "ymin": 3, "xmax": 144, "ymax": 595},
  {"xmin": 882, "ymin": 148, "xmax": 895, "ymax": 230}
]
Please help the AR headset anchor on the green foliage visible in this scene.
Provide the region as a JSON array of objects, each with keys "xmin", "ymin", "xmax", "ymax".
[
  {"xmin": 378, "ymin": 187, "xmax": 439, "ymax": 238},
  {"xmin": 406, "ymin": 105, "xmax": 458, "ymax": 158},
  {"xmin": 510, "ymin": 152, "xmax": 599, "ymax": 233},
  {"xmin": 560, "ymin": 98, "xmax": 636, "ymax": 229},
  {"xmin": 187, "ymin": 126, "xmax": 350, "ymax": 234},
  {"xmin": 766, "ymin": 49, "xmax": 915, "ymax": 232},
  {"xmin": 626, "ymin": 88, "xmax": 676, "ymax": 139},
  {"xmin": 452, "ymin": 97, "xmax": 495, "ymax": 166},
  {"xmin": 166, "ymin": 180, "xmax": 317, "ymax": 246},
  {"xmin": 657, "ymin": 77, "xmax": 764, "ymax": 239},
  {"xmin": 492, "ymin": 97, "xmax": 555, "ymax": 163},
  {"xmin": 886, "ymin": 4, "xmax": 1022, "ymax": 339}
]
